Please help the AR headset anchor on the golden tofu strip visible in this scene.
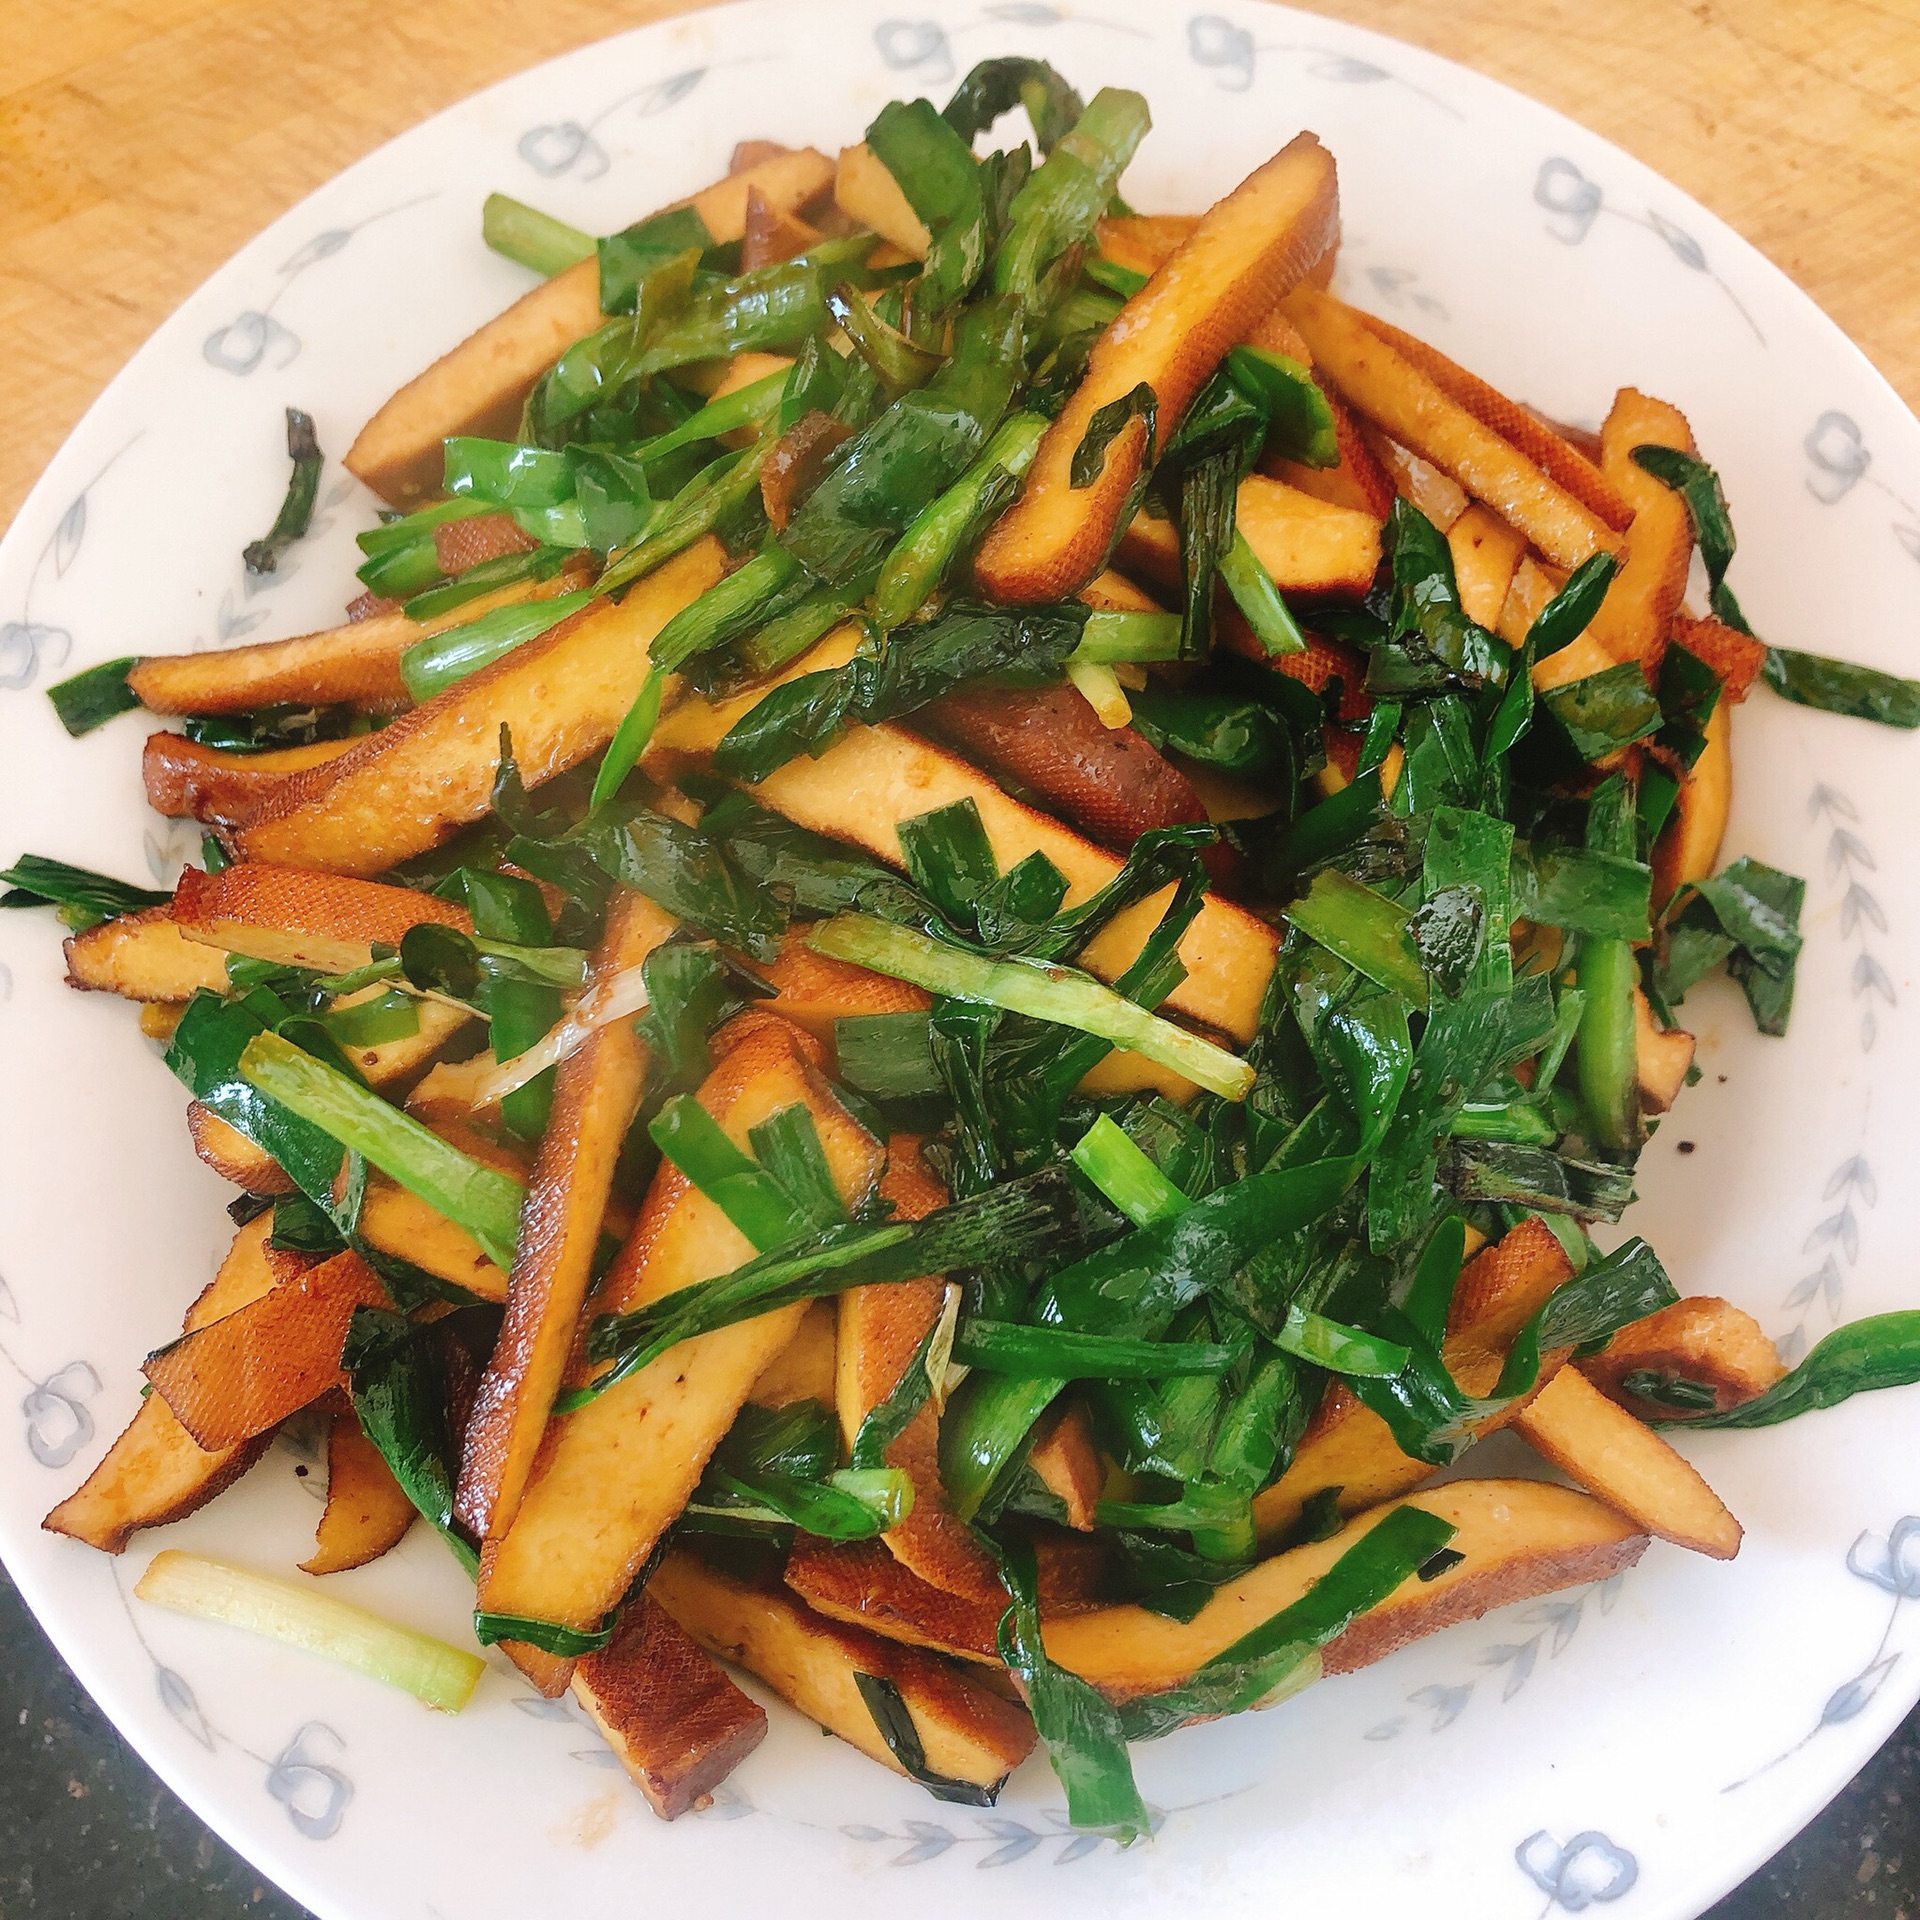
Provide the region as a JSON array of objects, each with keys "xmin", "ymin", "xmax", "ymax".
[
  {"xmin": 1283, "ymin": 287, "xmax": 1620, "ymax": 572},
  {"xmin": 300, "ymin": 1403, "xmax": 418, "ymax": 1575},
  {"xmin": 171, "ymin": 862, "xmax": 473, "ymax": 973},
  {"xmin": 64, "ymin": 908, "xmax": 230, "ymax": 1002},
  {"xmin": 651, "ymin": 1550, "xmax": 1035, "ymax": 1793},
  {"xmin": 1233, "ymin": 472, "xmax": 1381, "ymax": 597},
  {"xmin": 1353, "ymin": 310, "xmax": 1634, "ymax": 531},
  {"xmin": 836, "ymin": 1143, "xmax": 1003, "ymax": 1603},
  {"xmin": 1510, "ymin": 1367, "xmax": 1741, "ymax": 1559},
  {"xmin": 346, "ymin": 259, "xmax": 600, "ymax": 507},
  {"xmin": 1579, "ymin": 1293, "xmax": 1785, "ymax": 1421},
  {"xmin": 1584, "ymin": 386, "xmax": 1697, "ymax": 666},
  {"xmin": 128, "ymin": 570, "xmax": 582, "ymax": 716},
  {"xmin": 356, "ymin": 1180, "xmax": 508, "ymax": 1303},
  {"xmin": 232, "ymin": 539, "xmax": 724, "ymax": 875},
  {"xmin": 833, "ymin": 143, "xmax": 930, "ymax": 255},
  {"xmin": 1446, "ymin": 504, "xmax": 1527, "ymax": 630},
  {"xmin": 456, "ymin": 892, "xmax": 677, "ymax": 1540},
  {"xmin": 1045, "ymin": 1479, "xmax": 1647, "ymax": 1704},
  {"xmin": 976, "ymin": 133, "xmax": 1339, "ymax": 602},
  {"xmin": 143, "ymin": 733, "xmax": 363, "ymax": 831},
  {"xmin": 345, "ymin": 149, "xmax": 833, "ymax": 508},
  {"xmin": 42, "ymin": 1215, "xmax": 293, "ymax": 1553},
  {"xmin": 475, "ymin": 1014, "xmax": 884, "ymax": 1677}
]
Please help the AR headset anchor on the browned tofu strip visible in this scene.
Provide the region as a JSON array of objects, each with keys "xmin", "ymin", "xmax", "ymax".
[
  {"xmin": 835, "ymin": 1142, "xmax": 1002, "ymax": 1602},
  {"xmin": 751, "ymin": 724, "xmax": 1277, "ymax": 1046},
  {"xmin": 356, "ymin": 1180, "xmax": 508, "ymax": 1303},
  {"xmin": 1352, "ymin": 310, "xmax": 1634, "ymax": 531},
  {"xmin": 144, "ymin": 1251, "xmax": 391, "ymax": 1450},
  {"xmin": 572, "ymin": 1597, "xmax": 769, "ymax": 1820},
  {"xmin": 1584, "ymin": 386, "xmax": 1697, "ymax": 668},
  {"xmin": 64, "ymin": 908, "xmax": 230, "ymax": 1002},
  {"xmin": 1579, "ymin": 1294, "xmax": 1786, "ymax": 1420},
  {"xmin": 346, "ymin": 260, "xmax": 601, "ymax": 507},
  {"xmin": 187, "ymin": 1105, "xmax": 295, "ymax": 1194},
  {"xmin": 1045, "ymin": 1479, "xmax": 1647, "ymax": 1703},
  {"xmin": 475, "ymin": 1014, "xmax": 884, "ymax": 1682},
  {"xmin": 652, "ymin": 1549, "xmax": 1035, "ymax": 1793},
  {"xmin": 300, "ymin": 1402, "xmax": 418, "ymax": 1575},
  {"xmin": 456, "ymin": 891, "xmax": 678, "ymax": 1540},
  {"xmin": 1283, "ymin": 287, "xmax": 1620, "ymax": 572},
  {"xmin": 1510, "ymin": 1368, "xmax": 1741, "ymax": 1559},
  {"xmin": 143, "ymin": 733, "xmax": 361, "ymax": 830},
  {"xmin": 42, "ymin": 1215, "xmax": 293, "ymax": 1553},
  {"xmin": 346, "ymin": 149, "xmax": 834, "ymax": 508},
  {"xmin": 127, "ymin": 570, "xmax": 583, "ymax": 716},
  {"xmin": 171, "ymin": 863, "xmax": 472, "ymax": 973},
  {"xmin": 1233, "ymin": 472, "xmax": 1381, "ymax": 597},
  {"xmin": 231, "ymin": 539, "xmax": 724, "ymax": 875},
  {"xmin": 976, "ymin": 133, "xmax": 1338, "ymax": 602},
  {"xmin": 786, "ymin": 1536, "xmax": 1004, "ymax": 1663}
]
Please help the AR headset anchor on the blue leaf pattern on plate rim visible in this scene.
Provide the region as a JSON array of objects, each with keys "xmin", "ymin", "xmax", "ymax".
[
  {"xmin": 1721, "ymin": 1514, "xmax": 1920, "ymax": 1791},
  {"xmin": 1803, "ymin": 411, "xmax": 1920, "ymax": 564},
  {"xmin": 1515, "ymin": 1829, "xmax": 1639, "ymax": 1911},
  {"xmin": 201, "ymin": 195, "xmax": 436, "ymax": 376},
  {"xmin": 1533, "ymin": 155, "xmax": 1762, "ymax": 344}
]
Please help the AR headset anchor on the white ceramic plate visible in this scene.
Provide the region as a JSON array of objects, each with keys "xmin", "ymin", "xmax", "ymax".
[{"xmin": 4, "ymin": 3, "xmax": 1919, "ymax": 1915}]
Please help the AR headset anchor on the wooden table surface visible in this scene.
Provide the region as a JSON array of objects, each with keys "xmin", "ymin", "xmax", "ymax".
[{"xmin": 2, "ymin": 0, "xmax": 1917, "ymax": 534}]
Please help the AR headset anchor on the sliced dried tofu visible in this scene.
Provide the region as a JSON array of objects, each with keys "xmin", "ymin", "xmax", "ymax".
[
  {"xmin": 457, "ymin": 892, "xmax": 677, "ymax": 1540},
  {"xmin": 232, "ymin": 541, "xmax": 724, "ymax": 875},
  {"xmin": 1284, "ymin": 288, "xmax": 1619, "ymax": 570},
  {"xmin": 42, "ymin": 1216, "xmax": 292, "ymax": 1553},
  {"xmin": 1046, "ymin": 1479, "xmax": 1647, "ymax": 1703},
  {"xmin": 572, "ymin": 1596, "xmax": 768, "ymax": 1820},
  {"xmin": 1584, "ymin": 387, "xmax": 1696, "ymax": 668},
  {"xmin": 652, "ymin": 1549, "xmax": 1034, "ymax": 1792},
  {"xmin": 976, "ymin": 134, "xmax": 1338, "ymax": 601},
  {"xmin": 474, "ymin": 1015, "xmax": 883, "ymax": 1673}
]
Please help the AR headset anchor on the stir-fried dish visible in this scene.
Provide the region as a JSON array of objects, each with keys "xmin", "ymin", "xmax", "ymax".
[{"xmin": 12, "ymin": 57, "xmax": 1920, "ymax": 1832}]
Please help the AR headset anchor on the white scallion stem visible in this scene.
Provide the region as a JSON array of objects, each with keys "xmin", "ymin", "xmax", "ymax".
[
  {"xmin": 134, "ymin": 1550, "xmax": 483, "ymax": 1713},
  {"xmin": 471, "ymin": 965, "xmax": 653, "ymax": 1107}
]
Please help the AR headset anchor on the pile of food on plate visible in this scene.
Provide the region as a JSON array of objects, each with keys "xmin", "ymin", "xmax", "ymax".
[{"xmin": 11, "ymin": 55, "xmax": 1920, "ymax": 1833}]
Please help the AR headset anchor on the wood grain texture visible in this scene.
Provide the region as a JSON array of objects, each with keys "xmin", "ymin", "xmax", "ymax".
[{"xmin": 0, "ymin": 0, "xmax": 1914, "ymax": 534}]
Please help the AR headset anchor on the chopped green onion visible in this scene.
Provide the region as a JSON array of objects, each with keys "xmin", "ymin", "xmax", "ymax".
[
  {"xmin": 482, "ymin": 193, "xmax": 595, "ymax": 278},
  {"xmin": 1069, "ymin": 1114, "xmax": 1189, "ymax": 1225},
  {"xmin": 810, "ymin": 914, "xmax": 1255, "ymax": 1100},
  {"xmin": 590, "ymin": 665, "xmax": 665, "ymax": 812},
  {"xmin": 243, "ymin": 409, "xmax": 323, "ymax": 577},
  {"xmin": 651, "ymin": 542, "xmax": 804, "ymax": 675},
  {"xmin": 46, "ymin": 658, "xmax": 141, "ymax": 737},
  {"xmin": 236, "ymin": 1030, "xmax": 524, "ymax": 1268},
  {"xmin": 1069, "ymin": 609, "xmax": 1184, "ymax": 664},
  {"xmin": 1286, "ymin": 869, "xmax": 1429, "ymax": 1007},
  {"xmin": 648, "ymin": 1093, "xmax": 800, "ymax": 1252},
  {"xmin": 1218, "ymin": 530, "xmax": 1306, "ymax": 654},
  {"xmin": 953, "ymin": 1321, "xmax": 1241, "ymax": 1379},
  {"xmin": 638, "ymin": 369, "xmax": 789, "ymax": 465},
  {"xmin": 134, "ymin": 1550, "xmax": 482, "ymax": 1712},
  {"xmin": 1272, "ymin": 1303, "xmax": 1410, "ymax": 1377},
  {"xmin": 398, "ymin": 590, "xmax": 594, "ymax": 702},
  {"xmin": 873, "ymin": 410, "xmax": 1047, "ymax": 628}
]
